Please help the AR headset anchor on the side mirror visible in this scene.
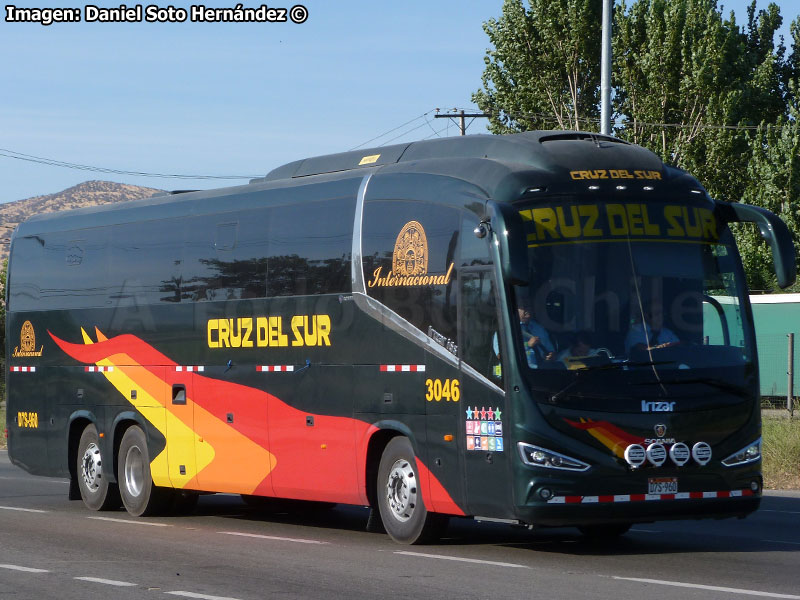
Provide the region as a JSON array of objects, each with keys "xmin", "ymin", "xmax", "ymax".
[
  {"xmin": 487, "ymin": 201, "xmax": 528, "ymax": 286},
  {"xmin": 728, "ymin": 202, "xmax": 796, "ymax": 289}
]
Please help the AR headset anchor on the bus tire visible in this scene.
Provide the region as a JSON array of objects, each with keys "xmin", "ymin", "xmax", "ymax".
[
  {"xmin": 76, "ymin": 424, "xmax": 120, "ymax": 511},
  {"xmin": 118, "ymin": 425, "xmax": 170, "ymax": 517},
  {"xmin": 377, "ymin": 437, "xmax": 446, "ymax": 544}
]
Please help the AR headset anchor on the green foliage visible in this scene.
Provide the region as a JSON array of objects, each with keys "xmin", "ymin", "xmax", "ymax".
[
  {"xmin": 736, "ymin": 107, "xmax": 800, "ymax": 291},
  {"xmin": 474, "ymin": 0, "xmax": 800, "ymax": 292},
  {"xmin": 473, "ymin": 0, "xmax": 602, "ymax": 132},
  {"xmin": 613, "ymin": 0, "xmax": 787, "ymax": 203},
  {"xmin": 762, "ymin": 415, "xmax": 800, "ymax": 489}
]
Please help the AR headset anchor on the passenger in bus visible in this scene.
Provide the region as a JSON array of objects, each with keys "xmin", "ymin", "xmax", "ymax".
[
  {"xmin": 557, "ymin": 331, "xmax": 598, "ymax": 361},
  {"xmin": 625, "ymin": 300, "xmax": 679, "ymax": 353},
  {"xmin": 518, "ymin": 305, "xmax": 556, "ymax": 368}
]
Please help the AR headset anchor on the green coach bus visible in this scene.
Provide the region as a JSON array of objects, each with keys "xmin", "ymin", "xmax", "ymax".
[{"xmin": 5, "ymin": 131, "xmax": 794, "ymax": 544}]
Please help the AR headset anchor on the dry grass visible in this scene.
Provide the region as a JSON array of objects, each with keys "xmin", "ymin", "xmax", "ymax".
[
  {"xmin": 0, "ymin": 405, "xmax": 6, "ymax": 449},
  {"xmin": 762, "ymin": 415, "xmax": 800, "ymax": 489}
]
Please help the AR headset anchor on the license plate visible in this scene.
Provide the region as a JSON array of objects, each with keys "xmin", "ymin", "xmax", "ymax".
[{"xmin": 648, "ymin": 477, "xmax": 678, "ymax": 494}]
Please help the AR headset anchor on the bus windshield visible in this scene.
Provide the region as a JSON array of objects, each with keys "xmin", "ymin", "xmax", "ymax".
[{"xmin": 512, "ymin": 196, "xmax": 755, "ymax": 402}]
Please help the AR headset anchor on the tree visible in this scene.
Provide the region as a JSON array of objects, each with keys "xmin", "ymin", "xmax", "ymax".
[
  {"xmin": 735, "ymin": 70, "xmax": 800, "ymax": 291},
  {"xmin": 613, "ymin": 0, "xmax": 787, "ymax": 203},
  {"xmin": 474, "ymin": 0, "xmax": 799, "ymax": 291},
  {"xmin": 473, "ymin": 0, "xmax": 602, "ymax": 132}
]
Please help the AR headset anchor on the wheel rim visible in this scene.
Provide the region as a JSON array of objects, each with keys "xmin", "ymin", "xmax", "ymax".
[
  {"xmin": 124, "ymin": 444, "xmax": 145, "ymax": 498},
  {"xmin": 385, "ymin": 458, "xmax": 417, "ymax": 522},
  {"xmin": 80, "ymin": 443, "xmax": 103, "ymax": 491}
]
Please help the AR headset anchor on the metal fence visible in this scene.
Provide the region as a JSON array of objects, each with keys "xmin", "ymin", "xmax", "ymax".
[{"xmin": 757, "ymin": 332, "xmax": 795, "ymax": 415}]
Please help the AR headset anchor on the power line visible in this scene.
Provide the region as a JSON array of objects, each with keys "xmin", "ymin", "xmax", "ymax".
[
  {"xmin": 0, "ymin": 148, "xmax": 260, "ymax": 180},
  {"xmin": 490, "ymin": 108, "xmax": 771, "ymax": 131},
  {"xmin": 349, "ymin": 111, "xmax": 435, "ymax": 150}
]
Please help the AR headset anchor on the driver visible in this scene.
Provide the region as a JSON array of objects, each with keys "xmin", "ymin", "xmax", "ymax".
[
  {"xmin": 625, "ymin": 300, "xmax": 679, "ymax": 353},
  {"xmin": 518, "ymin": 305, "xmax": 556, "ymax": 368}
]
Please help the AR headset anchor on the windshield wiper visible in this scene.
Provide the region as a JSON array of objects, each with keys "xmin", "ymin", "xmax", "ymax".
[{"xmin": 548, "ymin": 360, "xmax": 676, "ymax": 403}]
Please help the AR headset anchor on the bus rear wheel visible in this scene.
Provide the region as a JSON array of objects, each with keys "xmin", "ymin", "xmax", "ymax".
[
  {"xmin": 377, "ymin": 437, "xmax": 447, "ymax": 544},
  {"xmin": 118, "ymin": 425, "xmax": 170, "ymax": 516},
  {"xmin": 76, "ymin": 424, "xmax": 120, "ymax": 511}
]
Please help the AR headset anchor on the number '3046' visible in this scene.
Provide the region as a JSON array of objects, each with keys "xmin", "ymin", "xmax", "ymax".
[{"xmin": 425, "ymin": 378, "xmax": 460, "ymax": 402}]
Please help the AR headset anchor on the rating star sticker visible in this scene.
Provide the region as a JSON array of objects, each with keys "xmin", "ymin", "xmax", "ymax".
[
  {"xmin": 466, "ymin": 406, "xmax": 474, "ymax": 419},
  {"xmin": 480, "ymin": 406, "xmax": 487, "ymax": 420},
  {"xmin": 487, "ymin": 408, "xmax": 495, "ymax": 420},
  {"xmin": 494, "ymin": 407, "xmax": 502, "ymax": 420}
]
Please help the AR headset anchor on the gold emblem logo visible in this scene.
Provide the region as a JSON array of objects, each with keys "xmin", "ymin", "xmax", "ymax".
[
  {"xmin": 393, "ymin": 220, "xmax": 428, "ymax": 276},
  {"xmin": 21, "ymin": 321, "xmax": 35, "ymax": 352},
  {"xmin": 13, "ymin": 320, "xmax": 43, "ymax": 358},
  {"xmin": 367, "ymin": 220, "xmax": 454, "ymax": 288}
]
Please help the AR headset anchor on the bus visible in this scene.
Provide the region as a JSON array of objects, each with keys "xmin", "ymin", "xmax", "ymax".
[{"xmin": 5, "ymin": 131, "xmax": 795, "ymax": 544}]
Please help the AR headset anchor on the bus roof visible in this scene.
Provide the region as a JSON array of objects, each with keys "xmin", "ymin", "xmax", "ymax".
[{"xmin": 15, "ymin": 131, "xmax": 703, "ymax": 236}]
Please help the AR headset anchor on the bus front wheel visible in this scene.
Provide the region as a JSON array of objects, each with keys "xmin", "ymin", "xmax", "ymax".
[
  {"xmin": 76, "ymin": 423, "xmax": 120, "ymax": 511},
  {"xmin": 377, "ymin": 437, "xmax": 446, "ymax": 544},
  {"xmin": 118, "ymin": 425, "xmax": 170, "ymax": 516}
]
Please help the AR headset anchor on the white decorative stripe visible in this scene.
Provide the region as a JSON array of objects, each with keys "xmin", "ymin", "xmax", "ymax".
[
  {"xmin": 547, "ymin": 489, "xmax": 755, "ymax": 504},
  {"xmin": 380, "ymin": 364, "xmax": 425, "ymax": 372},
  {"xmin": 257, "ymin": 365, "xmax": 295, "ymax": 372},
  {"xmin": 175, "ymin": 366, "xmax": 205, "ymax": 372},
  {"xmin": 10, "ymin": 366, "xmax": 36, "ymax": 372}
]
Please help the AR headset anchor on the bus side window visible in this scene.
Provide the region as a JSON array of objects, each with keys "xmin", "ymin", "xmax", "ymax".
[{"xmin": 460, "ymin": 271, "xmax": 503, "ymax": 385}]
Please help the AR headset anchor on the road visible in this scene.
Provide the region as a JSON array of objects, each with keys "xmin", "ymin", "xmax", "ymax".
[{"xmin": 1, "ymin": 450, "xmax": 798, "ymax": 600}]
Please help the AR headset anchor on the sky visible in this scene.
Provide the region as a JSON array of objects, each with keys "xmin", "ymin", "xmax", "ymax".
[{"xmin": 0, "ymin": 1, "xmax": 797, "ymax": 204}]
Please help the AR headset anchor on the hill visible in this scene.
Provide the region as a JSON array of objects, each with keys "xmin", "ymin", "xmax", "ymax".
[{"xmin": 0, "ymin": 180, "xmax": 165, "ymax": 260}]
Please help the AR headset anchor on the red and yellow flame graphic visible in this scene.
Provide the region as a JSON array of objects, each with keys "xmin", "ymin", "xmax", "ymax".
[
  {"xmin": 565, "ymin": 418, "xmax": 644, "ymax": 458},
  {"xmin": 49, "ymin": 328, "xmax": 464, "ymax": 515}
]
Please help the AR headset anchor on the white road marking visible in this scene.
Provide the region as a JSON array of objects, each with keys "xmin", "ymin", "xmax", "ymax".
[
  {"xmin": 219, "ymin": 531, "xmax": 328, "ymax": 545},
  {"xmin": 87, "ymin": 516, "xmax": 171, "ymax": 527},
  {"xmin": 0, "ymin": 505, "xmax": 48, "ymax": 513},
  {"xmin": 630, "ymin": 528, "xmax": 662, "ymax": 533},
  {"xmin": 0, "ymin": 564, "xmax": 49, "ymax": 573},
  {"xmin": 394, "ymin": 550, "xmax": 529, "ymax": 569},
  {"xmin": 613, "ymin": 576, "xmax": 800, "ymax": 599},
  {"xmin": 762, "ymin": 539, "xmax": 800, "ymax": 546},
  {"xmin": 165, "ymin": 592, "xmax": 242, "ymax": 600},
  {"xmin": 74, "ymin": 577, "xmax": 137, "ymax": 587}
]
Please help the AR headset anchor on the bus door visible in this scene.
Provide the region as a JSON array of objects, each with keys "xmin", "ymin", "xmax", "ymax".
[
  {"xmin": 165, "ymin": 373, "xmax": 199, "ymax": 491},
  {"xmin": 424, "ymin": 351, "xmax": 466, "ymax": 514},
  {"xmin": 459, "ymin": 269, "xmax": 511, "ymax": 517},
  {"xmin": 189, "ymin": 369, "xmax": 272, "ymax": 496}
]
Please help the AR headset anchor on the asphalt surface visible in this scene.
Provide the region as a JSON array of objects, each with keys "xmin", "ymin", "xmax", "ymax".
[{"xmin": 1, "ymin": 450, "xmax": 798, "ymax": 600}]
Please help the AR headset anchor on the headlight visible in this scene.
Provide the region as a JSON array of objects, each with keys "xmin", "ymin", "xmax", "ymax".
[
  {"xmin": 721, "ymin": 438, "xmax": 761, "ymax": 467},
  {"xmin": 517, "ymin": 442, "xmax": 590, "ymax": 471}
]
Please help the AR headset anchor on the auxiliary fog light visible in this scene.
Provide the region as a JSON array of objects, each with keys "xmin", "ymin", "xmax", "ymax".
[
  {"xmin": 539, "ymin": 488, "xmax": 553, "ymax": 500},
  {"xmin": 646, "ymin": 442, "xmax": 667, "ymax": 467},
  {"xmin": 518, "ymin": 443, "xmax": 590, "ymax": 471},
  {"xmin": 750, "ymin": 480, "xmax": 760, "ymax": 492},
  {"xmin": 721, "ymin": 438, "xmax": 762, "ymax": 467},
  {"xmin": 624, "ymin": 444, "xmax": 646, "ymax": 468},
  {"xmin": 692, "ymin": 441, "xmax": 712, "ymax": 466}
]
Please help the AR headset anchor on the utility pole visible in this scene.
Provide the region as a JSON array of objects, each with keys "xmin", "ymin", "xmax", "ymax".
[
  {"xmin": 434, "ymin": 109, "xmax": 490, "ymax": 135},
  {"xmin": 600, "ymin": 0, "xmax": 613, "ymax": 135}
]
